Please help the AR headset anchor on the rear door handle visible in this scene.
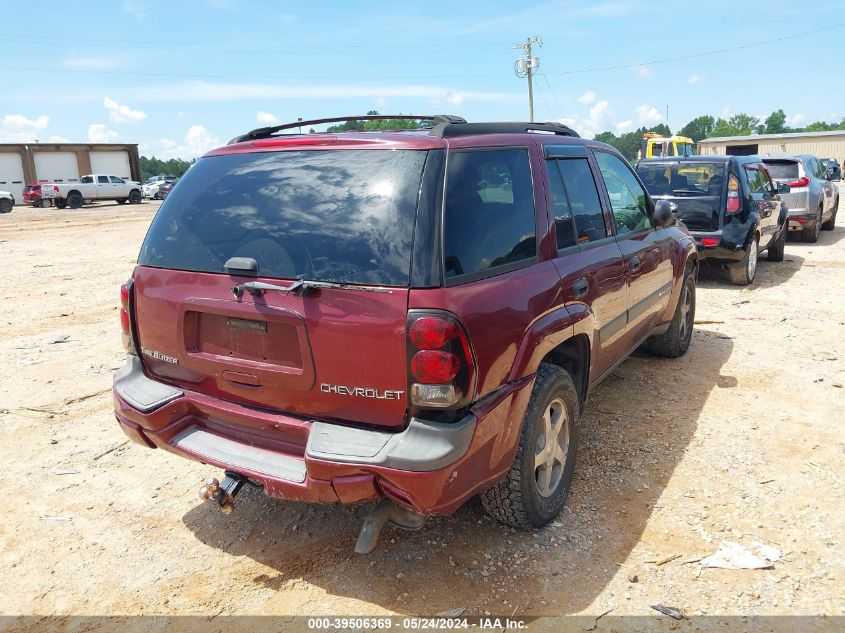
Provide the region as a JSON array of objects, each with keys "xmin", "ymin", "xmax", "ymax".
[
  {"xmin": 572, "ymin": 277, "xmax": 589, "ymax": 299},
  {"xmin": 629, "ymin": 256, "xmax": 641, "ymax": 273}
]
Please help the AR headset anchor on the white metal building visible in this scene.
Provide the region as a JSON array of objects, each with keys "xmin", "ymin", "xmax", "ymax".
[
  {"xmin": 698, "ymin": 130, "xmax": 845, "ymax": 160},
  {"xmin": 0, "ymin": 143, "xmax": 140, "ymax": 202}
]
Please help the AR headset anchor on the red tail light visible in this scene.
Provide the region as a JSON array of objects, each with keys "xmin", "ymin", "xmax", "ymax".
[
  {"xmin": 120, "ymin": 281, "xmax": 137, "ymax": 355},
  {"xmin": 726, "ymin": 174, "xmax": 741, "ymax": 214},
  {"xmin": 700, "ymin": 237, "xmax": 719, "ymax": 247},
  {"xmin": 407, "ymin": 311, "xmax": 475, "ymax": 409},
  {"xmin": 788, "ymin": 176, "xmax": 810, "ymax": 188}
]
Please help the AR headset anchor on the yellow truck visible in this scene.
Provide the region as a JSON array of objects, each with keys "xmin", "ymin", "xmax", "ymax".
[{"xmin": 638, "ymin": 133, "xmax": 696, "ymax": 159}]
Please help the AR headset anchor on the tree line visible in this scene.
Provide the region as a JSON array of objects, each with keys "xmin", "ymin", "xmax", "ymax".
[
  {"xmin": 139, "ymin": 156, "xmax": 196, "ymax": 182},
  {"xmin": 595, "ymin": 110, "xmax": 845, "ymax": 162}
]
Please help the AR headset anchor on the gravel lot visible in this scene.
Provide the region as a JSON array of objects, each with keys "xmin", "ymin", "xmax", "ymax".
[{"xmin": 1, "ymin": 194, "xmax": 843, "ymax": 623}]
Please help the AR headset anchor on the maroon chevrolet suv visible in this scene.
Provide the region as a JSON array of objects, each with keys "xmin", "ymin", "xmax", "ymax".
[{"xmin": 114, "ymin": 115, "xmax": 698, "ymax": 552}]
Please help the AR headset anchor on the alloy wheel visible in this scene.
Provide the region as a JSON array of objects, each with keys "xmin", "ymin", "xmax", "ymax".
[
  {"xmin": 747, "ymin": 242, "xmax": 758, "ymax": 281},
  {"xmin": 534, "ymin": 398, "xmax": 569, "ymax": 497}
]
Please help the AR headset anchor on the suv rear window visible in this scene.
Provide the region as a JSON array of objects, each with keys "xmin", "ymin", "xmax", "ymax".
[
  {"xmin": 138, "ymin": 149, "xmax": 428, "ymax": 286},
  {"xmin": 637, "ymin": 162, "xmax": 726, "ymax": 196},
  {"xmin": 763, "ymin": 160, "xmax": 799, "ymax": 180}
]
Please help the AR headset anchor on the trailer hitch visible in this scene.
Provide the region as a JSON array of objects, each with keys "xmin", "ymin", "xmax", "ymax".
[{"xmin": 198, "ymin": 471, "xmax": 258, "ymax": 514}]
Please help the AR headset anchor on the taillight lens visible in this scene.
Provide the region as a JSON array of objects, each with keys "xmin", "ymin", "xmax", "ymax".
[
  {"xmin": 700, "ymin": 237, "xmax": 719, "ymax": 247},
  {"xmin": 120, "ymin": 281, "xmax": 136, "ymax": 355},
  {"xmin": 726, "ymin": 174, "xmax": 741, "ymax": 214},
  {"xmin": 407, "ymin": 311, "xmax": 475, "ymax": 409},
  {"xmin": 788, "ymin": 176, "xmax": 810, "ymax": 188}
]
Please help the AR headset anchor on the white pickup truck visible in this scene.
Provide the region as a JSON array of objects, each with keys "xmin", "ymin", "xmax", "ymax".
[{"xmin": 40, "ymin": 174, "xmax": 143, "ymax": 209}]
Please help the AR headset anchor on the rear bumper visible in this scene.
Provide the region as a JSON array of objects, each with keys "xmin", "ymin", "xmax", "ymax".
[
  {"xmin": 113, "ymin": 356, "xmax": 533, "ymax": 515},
  {"xmin": 787, "ymin": 208, "xmax": 816, "ymax": 231},
  {"xmin": 690, "ymin": 230, "xmax": 744, "ymax": 264}
]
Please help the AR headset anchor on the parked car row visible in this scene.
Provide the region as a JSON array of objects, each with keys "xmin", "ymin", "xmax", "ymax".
[
  {"xmin": 143, "ymin": 175, "xmax": 178, "ymax": 200},
  {"xmin": 109, "ymin": 115, "xmax": 839, "ymax": 552},
  {"xmin": 636, "ymin": 152, "xmax": 839, "ymax": 285}
]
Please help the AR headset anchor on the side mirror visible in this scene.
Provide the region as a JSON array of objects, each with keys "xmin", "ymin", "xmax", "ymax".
[
  {"xmin": 653, "ymin": 199, "xmax": 675, "ymax": 227},
  {"xmin": 777, "ymin": 182, "xmax": 790, "ymax": 194}
]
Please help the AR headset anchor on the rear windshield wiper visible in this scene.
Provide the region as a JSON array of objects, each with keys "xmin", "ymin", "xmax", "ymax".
[{"xmin": 231, "ymin": 279, "xmax": 392, "ymax": 299}]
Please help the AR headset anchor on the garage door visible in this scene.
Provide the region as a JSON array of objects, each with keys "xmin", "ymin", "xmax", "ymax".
[
  {"xmin": 90, "ymin": 151, "xmax": 131, "ymax": 180},
  {"xmin": 34, "ymin": 152, "xmax": 80, "ymax": 183},
  {"xmin": 0, "ymin": 152, "xmax": 26, "ymax": 202}
]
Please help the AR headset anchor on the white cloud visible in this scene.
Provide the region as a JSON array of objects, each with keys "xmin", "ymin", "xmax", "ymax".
[
  {"xmin": 88, "ymin": 124, "xmax": 120, "ymax": 143},
  {"xmin": 787, "ymin": 113, "xmax": 806, "ymax": 127},
  {"xmin": 0, "ymin": 114, "xmax": 50, "ymax": 142},
  {"xmin": 256, "ymin": 111, "xmax": 278, "ymax": 124},
  {"xmin": 140, "ymin": 125, "xmax": 221, "ymax": 160},
  {"xmin": 615, "ymin": 120, "xmax": 634, "ymax": 133},
  {"xmin": 578, "ymin": 90, "xmax": 596, "ymax": 104},
  {"xmin": 126, "ymin": 81, "xmax": 521, "ymax": 104},
  {"xmin": 446, "ymin": 91, "xmax": 466, "ymax": 106},
  {"xmin": 103, "ymin": 97, "xmax": 147, "ymax": 123},
  {"xmin": 636, "ymin": 104, "xmax": 662, "ymax": 126},
  {"xmin": 557, "ymin": 98, "xmax": 612, "ymax": 138},
  {"xmin": 63, "ymin": 56, "xmax": 122, "ymax": 71},
  {"xmin": 122, "ymin": 0, "xmax": 146, "ymax": 19},
  {"xmin": 687, "ymin": 74, "xmax": 703, "ymax": 85},
  {"xmin": 636, "ymin": 66, "xmax": 653, "ymax": 80}
]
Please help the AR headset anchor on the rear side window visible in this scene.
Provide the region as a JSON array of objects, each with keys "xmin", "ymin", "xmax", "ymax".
[
  {"xmin": 138, "ymin": 150, "xmax": 428, "ymax": 286},
  {"xmin": 443, "ymin": 149, "xmax": 536, "ymax": 279},
  {"xmin": 764, "ymin": 160, "xmax": 799, "ymax": 180},
  {"xmin": 743, "ymin": 167, "xmax": 769, "ymax": 193},
  {"xmin": 546, "ymin": 158, "xmax": 607, "ymax": 249}
]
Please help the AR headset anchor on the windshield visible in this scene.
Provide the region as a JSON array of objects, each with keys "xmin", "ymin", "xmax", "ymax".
[
  {"xmin": 138, "ymin": 149, "xmax": 428, "ymax": 286},
  {"xmin": 636, "ymin": 162, "xmax": 726, "ymax": 196},
  {"xmin": 763, "ymin": 160, "xmax": 799, "ymax": 180}
]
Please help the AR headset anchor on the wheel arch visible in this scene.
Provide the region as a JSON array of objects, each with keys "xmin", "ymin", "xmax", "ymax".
[{"xmin": 538, "ymin": 334, "xmax": 591, "ymax": 413}]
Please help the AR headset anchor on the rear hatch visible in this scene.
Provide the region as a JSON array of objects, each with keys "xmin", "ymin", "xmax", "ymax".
[
  {"xmin": 637, "ymin": 161, "xmax": 726, "ymax": 231},
  {"xmin": 133, "ymin": 146, "xmax": 432, "ymax": 428},
  {"xmin": 762, "ymin": 159, "xmax": 803, "ymax": 211}
]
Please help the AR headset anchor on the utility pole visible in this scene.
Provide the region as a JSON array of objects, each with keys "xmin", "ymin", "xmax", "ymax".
[{"xmin": 514, "ymin": 36, "xmax": 542, "ymax": 122}]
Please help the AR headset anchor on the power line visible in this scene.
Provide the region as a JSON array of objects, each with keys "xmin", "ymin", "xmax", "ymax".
[
  {"xmin": 2, "ymin": 22, "xmax": 841, "ymax": 84},
  {"xmin": 542, "ymin": 22, "xmax": 845, "ymax": 76}
]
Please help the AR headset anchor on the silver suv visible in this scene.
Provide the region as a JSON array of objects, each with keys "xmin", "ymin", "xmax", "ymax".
[{"xmin": 762, "ymin": 155, "xmax": 839, "ymax": 243}]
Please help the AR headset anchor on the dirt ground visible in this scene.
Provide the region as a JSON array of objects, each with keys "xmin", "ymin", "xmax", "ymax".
[{"xmin": 1, "ymin": 195, "xmax": 844, "ymax": 623}]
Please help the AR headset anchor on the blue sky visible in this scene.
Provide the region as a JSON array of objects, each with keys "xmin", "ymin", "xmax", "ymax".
[{"xmin": 2, "ymin": 0, "xmax": 844, "ymax": 158}]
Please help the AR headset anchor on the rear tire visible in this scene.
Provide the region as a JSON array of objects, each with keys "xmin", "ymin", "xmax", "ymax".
[
  {"xmin": 767, "ymin": 225, "xmax": 786, "ymax": 262},
  {"xmin": 128, "ymin": 190, "xmax": 142, "ymax": 204},
  {"xmin": 0, "ymin": 199, "xmax": 12, "ymax": 214},
  {"xmin": 481, "ymin": 364, "xmax": 579, "ymax": 528},
  {"xmin": 802, "ymin": 207, "xmax": 822, "ymax": 242},
  {"xmin": 822, "ymin": 199, "xmax": 837, "ymax": 231},
  {"xmin": 647, "ymin": 265, "xmax": 696, "ymax": 357},
  {"xmin": 730, "ymin": 234, "xmax": 758, "ymax": 285},
  {"xmin": 116, "ymin": 198, "xmax": 127, "ymax": 205},
  {"xmin": 67, "ymin": 192, "xmax": 83, "ymax": 209},
  {"xmin": 56, "ymin": 201, "xmax": 67, "ymax": 209}
]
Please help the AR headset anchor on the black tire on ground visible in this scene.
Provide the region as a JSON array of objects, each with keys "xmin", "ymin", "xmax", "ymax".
[
  {"xmin": 128, "ymin": 190, "xmax": 142, "ymax": 204},
  {"xmin": 481, "ymin": 364, "xmax": 579, "ymax": 528},
  {"xmin": 767, "ymin": 226, "xmax": 786, "ymax": 262},
  {"xmin": 647, "ymin": 264, "xmax": 696, "ymax": 358},
  {"xmin": 56, "ymin": 201, "xmax": 67, "ymax": 209},
  {"xmin": 802, "ymin": 207, "xmax": 822, "ymax": 242},
  {"xmin": 729, "ymin": 234, "xmax": 758, "ymax": 285},
  {"xmin": 821, "ymin": 199, "xmax": 837, "ymax": 231},
  {"xmin": 0, "ymin": 199, "xmax": 12, "ymax": 214},
  {"xmin": 67, "ymin": 193, "xmax": 83, "ymax": 209},
  {"xmin": 116, "ymin": 198, "xmax": 127, "ymax": 205}
]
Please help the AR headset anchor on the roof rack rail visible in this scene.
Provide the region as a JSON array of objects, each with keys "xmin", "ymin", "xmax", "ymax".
[
  {"xmin": 429, "ymin": 121, "xmax": 580, "ymax": 138},
  {"xmin": 228, "ymin": 114, "xmax": 467, "ymax": 144}
]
